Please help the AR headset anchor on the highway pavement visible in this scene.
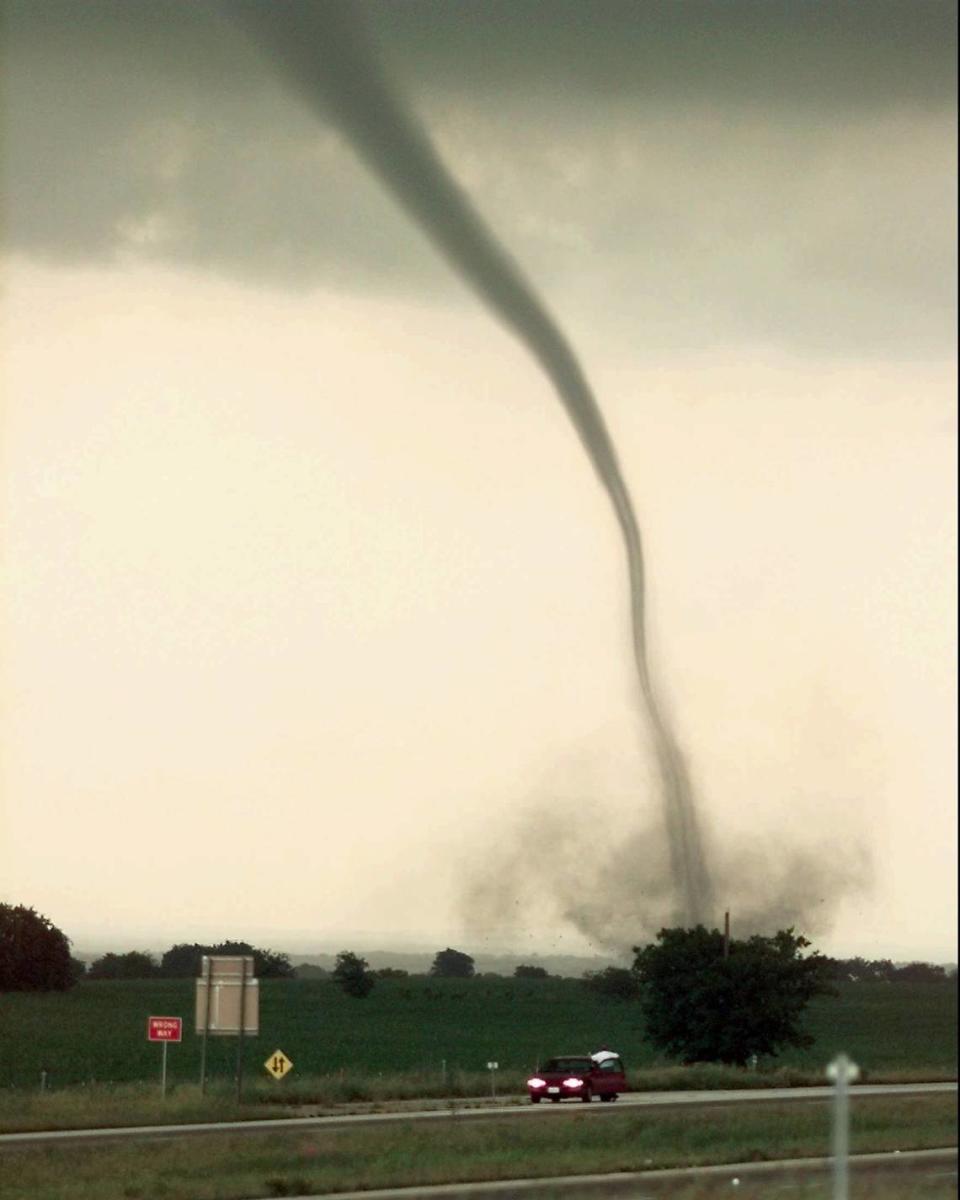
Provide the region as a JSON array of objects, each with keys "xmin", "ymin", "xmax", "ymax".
[
  {"xmin": 1, "ymin": 1081, "xmax": 955, "ymax": 1149},
  {"xmin": 286, "ymin": 1148, "xmax": 959, "ymax": 1199}
]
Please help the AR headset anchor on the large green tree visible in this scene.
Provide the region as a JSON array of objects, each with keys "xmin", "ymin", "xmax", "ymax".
[
  {"xmin": 633, "ymin": 926, "xmax": 834, "ymax": 1066},
  {"xmin": 0, "ymin": 904, "xmax": 74, "ymax": 992}
]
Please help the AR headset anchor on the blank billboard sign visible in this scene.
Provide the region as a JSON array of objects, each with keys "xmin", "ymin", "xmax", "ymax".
[{"xmin": 195, "ymin": 955, "xmax": 259, "ymax": 1036}]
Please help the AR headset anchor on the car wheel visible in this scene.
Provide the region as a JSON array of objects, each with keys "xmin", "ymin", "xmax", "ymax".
[
  {"xmin": 580, "ymin": 1089, "xmax": 592, "ymax": 1103},
  {"xmin": 530, "ymin": 1096, "xmax": 541, "ymax": 1104}
]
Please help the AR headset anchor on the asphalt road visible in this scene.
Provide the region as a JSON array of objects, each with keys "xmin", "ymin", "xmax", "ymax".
[
  {"xmin": 1, "ymin": 1081, "xmax": 955, "ymax": 1148},
  {"xmin": 290, "ymin": 1148, "xmax": 959, "ymax": 1199}
]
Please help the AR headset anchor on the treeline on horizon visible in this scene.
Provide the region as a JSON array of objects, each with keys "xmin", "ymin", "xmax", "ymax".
[
  {"xmin": 77, "ymin": 944, "xmax": 957, "ymax": 984},
  {"xmin": 79, "ymin": 943, "xmax": 559, "ymax": 982},
  {"xmin": 820, "ymin": 956, "xmax": 956, "ymax": 983},
  {"xmin": 80, "ymin": 942, "xmax": 295, "ymax": 981}
]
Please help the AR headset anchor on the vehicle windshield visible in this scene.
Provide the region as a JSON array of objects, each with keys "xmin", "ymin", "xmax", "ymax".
[{"xmin": 542, "ymin": 1057, "xmax": 593, "ymax": 1074}]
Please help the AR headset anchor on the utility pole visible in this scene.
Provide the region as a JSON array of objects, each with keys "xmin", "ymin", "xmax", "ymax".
[{"xmin": 723, "ymin": 911, "xmax": 730, "ymax": 958}]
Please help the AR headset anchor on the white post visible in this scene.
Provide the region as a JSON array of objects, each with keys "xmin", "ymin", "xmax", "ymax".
[{"xmin": 826, "ymin": 1054, "xmax": 860, "ymax": 1200}]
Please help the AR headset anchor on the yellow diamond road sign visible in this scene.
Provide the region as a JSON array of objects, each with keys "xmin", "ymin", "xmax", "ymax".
[{"xmin": 264, "ymin": 1050, "xmax": 293, "ymax": 1080}]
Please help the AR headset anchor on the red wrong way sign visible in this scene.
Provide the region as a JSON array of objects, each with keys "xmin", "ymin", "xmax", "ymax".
[{"xmin": 147, "ymin": 1016, "xmax": 183, "ymax": 1043}]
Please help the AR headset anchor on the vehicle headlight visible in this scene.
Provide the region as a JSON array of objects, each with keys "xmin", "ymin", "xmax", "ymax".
[
  {"xmin": 527, "ymin": 1077, "xmax": 546, "ymax": 1088},
  {"xmin": 563, "ymin": 1077, "xmax": 584, "ymax": 1088}
]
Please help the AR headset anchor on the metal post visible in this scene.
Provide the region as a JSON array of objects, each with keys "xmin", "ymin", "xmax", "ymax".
[
  {"xmin": 832, "ymin": 1058, "xmax": 849, "ymax": 1200},
  {"xmin": 40, "ymin": 1069, "xmax": 48, "ymax": 1093},
  {"xmin": 827, "ymin": 1054, "xmax": 860, "ymax": 1200},
  {"xmin": 161, "ymin": 1041, "xmax": 168, "ymax": 1098},
  {"xmin": 235, "ymin": 957, "xmax": 249, "ymax": 1103},
  {"xmin": 200, "ymin": 958, "xmax": 212, "ymax": 1094}
]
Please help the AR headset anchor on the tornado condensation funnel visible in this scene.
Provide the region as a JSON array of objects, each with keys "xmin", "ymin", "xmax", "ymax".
[{"xmin": 227, "ymin": 0, "xmax": 714, "ymax": 925}]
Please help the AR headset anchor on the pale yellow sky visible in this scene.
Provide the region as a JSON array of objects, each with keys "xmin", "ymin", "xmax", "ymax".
[
  {"xmin": 2, "ymin": 260, "xmax": 955, "ymax": 960},
  {"xmin": 1, "ymin": 1, "xmax": 956, "ymax": 963}
]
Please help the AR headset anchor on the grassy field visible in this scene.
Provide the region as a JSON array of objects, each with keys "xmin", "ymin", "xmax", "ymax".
[
  {"xmin": 0, "ymin": 1094, "xmax": 954, "ymax": 1200},
  {"xmin": 0, "ymin": 976, "xmax": 955, "ymax": 1094}
]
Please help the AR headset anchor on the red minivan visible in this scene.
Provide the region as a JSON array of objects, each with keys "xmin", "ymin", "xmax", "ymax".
[{"xmin": 526, "ymin": 1053, "xmax": 626, "ymax": 1103}]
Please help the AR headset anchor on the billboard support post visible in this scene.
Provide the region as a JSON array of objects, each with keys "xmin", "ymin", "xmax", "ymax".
[
  {"xmin": 200, "ymin": 958, "xmax": 212, "ymax": 1094},
  {"xmin": 195, "ymin": 955, "xmax": 258, "ymax": 1098},
  {"xmin": 235, "ymin": 960, "xmax": 248, "ymax": 1102}
]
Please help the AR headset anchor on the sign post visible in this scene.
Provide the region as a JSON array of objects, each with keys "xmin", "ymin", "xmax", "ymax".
[
  {"xmin": 236, "ymin": 959, "xmax": 248, "ymax": 1102},
  {"xmin": 147, "ymin": 1017, "xmax": 183, "ymax": 1098},
  {"xmin": 486, "ymin": 1061, "xmax": 499, "ymax": 1099},
  {"xmin": 826, "ymin": 1053, "xmax": 860, "ymax": 1200},
  {"xmin": 199, "ymin": 957, "xmax": 211, "ymax": 1094},
  {"xmin": 194, "ymin": 956, "xmax": 258, "ymax": 1098}
]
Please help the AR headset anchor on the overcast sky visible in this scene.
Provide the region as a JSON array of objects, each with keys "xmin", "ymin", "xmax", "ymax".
[{"xmin": 2, "ymin": 1, "xmax": 956, "ymax": 962}]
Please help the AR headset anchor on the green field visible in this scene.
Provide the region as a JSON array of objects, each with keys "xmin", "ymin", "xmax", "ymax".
[{"xmin": 0, "ymin": 976, "xmax": 955, "ymax": 1093}]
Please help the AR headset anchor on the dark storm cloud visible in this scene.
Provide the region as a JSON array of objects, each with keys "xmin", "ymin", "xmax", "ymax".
[
  {"xmin": 381, "ymin": 0, "xmax": 956, "ymax": 111},
  {"xmin": 1, "ymin": 0, "xmax": 439, "ymax": 290},
  {"xmin": 2, "ymin": 0, "xmax": 956, "ymax": 352}
]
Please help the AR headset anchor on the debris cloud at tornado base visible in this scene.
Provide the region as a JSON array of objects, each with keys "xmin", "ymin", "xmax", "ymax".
[
  {"xmin": 459, "ymin": 794, "xmax": 872, "ymax": 955},
  {"xmin": 229, "ymin": 1, "xmax": 869, "ymax": 943}
]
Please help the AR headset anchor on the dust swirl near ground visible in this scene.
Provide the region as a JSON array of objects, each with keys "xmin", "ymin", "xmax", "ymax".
[{"xmin": 459, "ymin": 796, "xmax": 871, "ymax": 953}]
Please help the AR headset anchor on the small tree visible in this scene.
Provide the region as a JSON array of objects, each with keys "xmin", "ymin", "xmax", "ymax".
[
  {"xmin": 430, "ymin": 947, "xmax": 475, "ymax": 978},
  {"xmin": 333, "ymin": 950, "xmax": 376, "ymax": 998},
  {"xmin": 633, "ymin": 926, "xmax": 834, "ymax": 1066},
  {"xmin": 160, "ymin": 943, "xmax": 207, "ymax": 977},
  {"xmin": 249, "ymin": 948, "xmax": 294, "ymax": 979},
  {"xmin": 294, "ymin": 963, "xmax": 329, "ymax": 980},
  {"xmin": 514, "ymin": 964, "xmax": 549, "ymax": 979},
  {"xmin": 0, "ymin": 904, "xmax": 75, "ymax": 992},
  {"xmin": 893, "ymin": 961, "xmax": 948, "ymax": 983},
  {"xmin": 211, "ymin": 941, "xmax": 294, "ymax": 979},
  {"xmin": 159, "ymin": 941, "xmax": 293, "ymax": 979},
  {"xmin": 88, "ymin": 951, "xmax": 158, "ymax": 980}
]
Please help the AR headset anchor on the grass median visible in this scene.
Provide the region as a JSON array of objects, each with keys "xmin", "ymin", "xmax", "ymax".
[
  {"xmin": 1, "ymin": 1066, "xmax": 955, "ymax": 1136},
  {"xmin": 0, "ymin": 1092, "xmax": 955, "ymax": 1200}
]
